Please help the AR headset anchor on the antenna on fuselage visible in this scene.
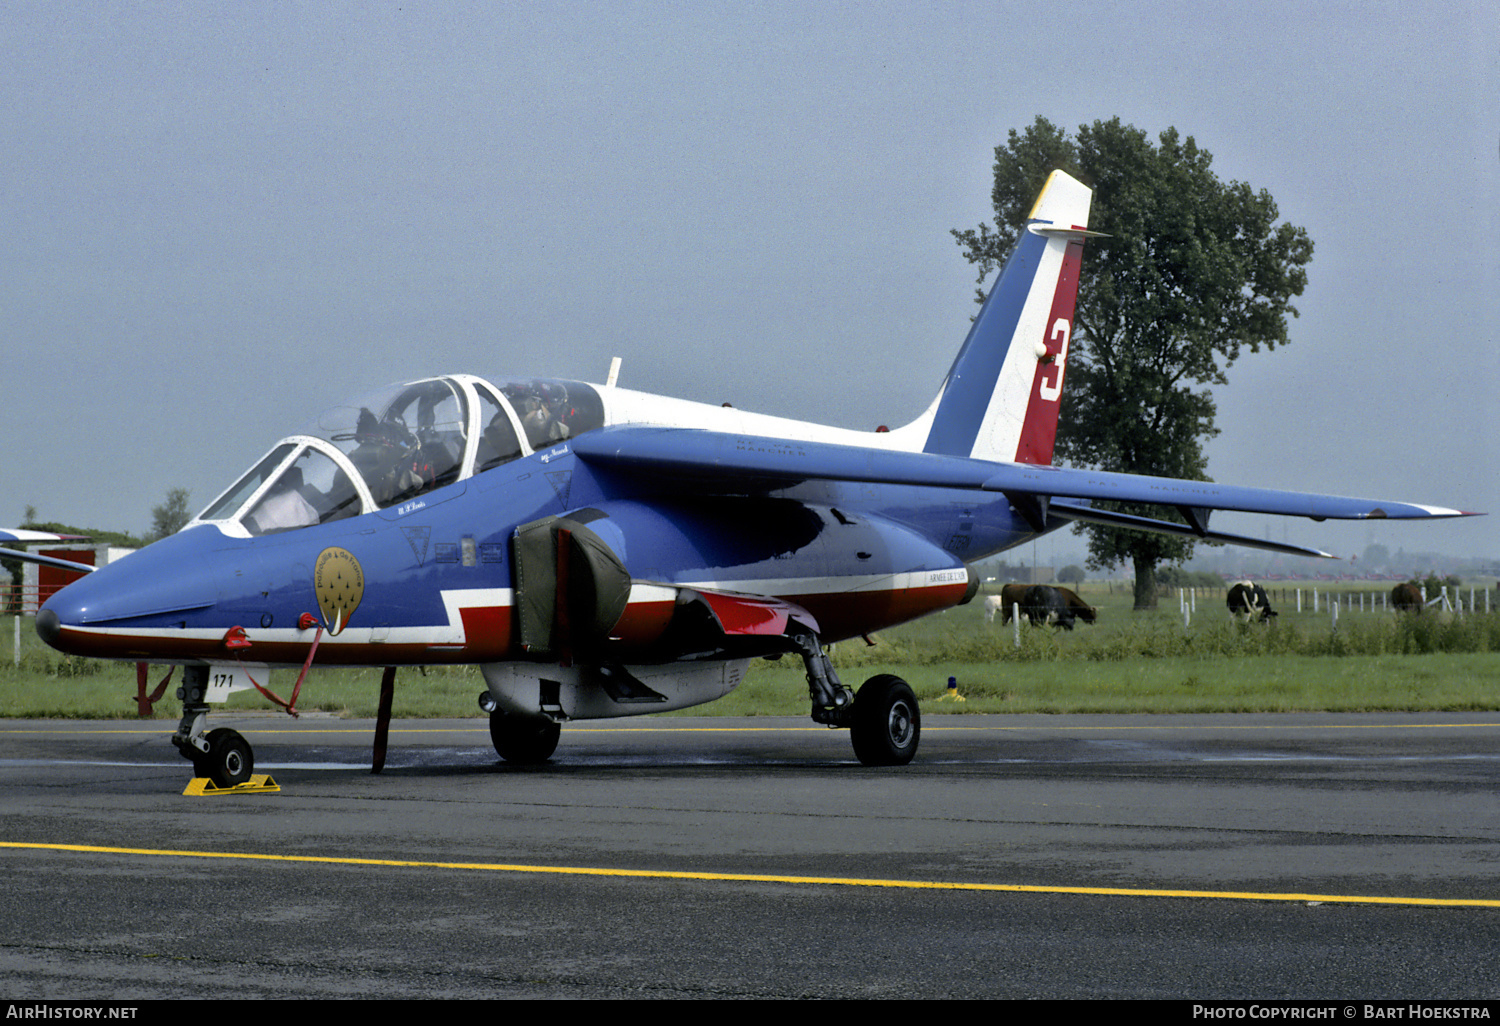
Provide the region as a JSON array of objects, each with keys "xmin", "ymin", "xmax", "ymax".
[{"xmin": 606, "ymin": 356, "xmax": 622, "ymax": 388}]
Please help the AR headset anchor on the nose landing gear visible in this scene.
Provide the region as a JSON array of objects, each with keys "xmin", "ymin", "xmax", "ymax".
[{"xmin": 172, "ymin": 665, "xmax": 274, "ymax": 792}]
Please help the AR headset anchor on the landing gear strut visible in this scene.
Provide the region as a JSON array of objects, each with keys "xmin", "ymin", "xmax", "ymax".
[
  {"xmin": 790, "ymin": 627, "xmax": 854, "ymax": 728},
  {"xmin": 171, "ymin": 665, "xmax": 257, "ymax": 787},
  {"xmin": 789, "ymin": 626, "xmax": 921, "ymax": 766}
]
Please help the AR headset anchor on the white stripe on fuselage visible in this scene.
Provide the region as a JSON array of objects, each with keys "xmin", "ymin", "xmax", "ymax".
[{"xmin": 55, "ymin": 571, "xmax": 963, "ymax": 655}]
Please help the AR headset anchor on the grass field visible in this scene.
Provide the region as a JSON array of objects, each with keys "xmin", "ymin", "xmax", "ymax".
[{"xmin": 4, "ymin": 580, "xmax": 1498, "ymax": 719}]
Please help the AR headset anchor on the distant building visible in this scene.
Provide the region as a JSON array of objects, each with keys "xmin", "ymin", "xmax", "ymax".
[{"xmin": 1009, "ymin": 565, "xmax": 1055, "ymax": 585}]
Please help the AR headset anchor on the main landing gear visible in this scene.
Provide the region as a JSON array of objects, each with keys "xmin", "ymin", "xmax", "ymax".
[
  {"xmin": 172, "ymin": 665, "xmax": 256, "ymax": 788},
  {"xmin": 791, "ymin": 628, "xmax": 920, "ymax": 766},
  {"xmin": 488, "ymin": 709, "xmax": 562, "ymax": 765},
  {"xmin": 849, "ymin": 674, "xmax": 920, "ymax": 766}
]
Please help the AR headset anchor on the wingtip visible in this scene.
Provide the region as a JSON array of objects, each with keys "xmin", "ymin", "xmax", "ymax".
[
  {"xmin": 1369, "ymin": 505, "xmax": 1483, "ymax": 520},
  {"xmin": 1425, "ymin": 506, "xmax": 1485, "ymax": 519}
]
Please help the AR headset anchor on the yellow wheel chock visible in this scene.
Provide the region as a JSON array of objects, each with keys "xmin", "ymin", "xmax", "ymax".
[{"xmin": 182, "ymin": 774, "xmax": 280, "ymax": 796}]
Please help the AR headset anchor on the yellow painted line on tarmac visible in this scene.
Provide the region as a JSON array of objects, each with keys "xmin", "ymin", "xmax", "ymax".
[
  {"xmin": 926, "ymin": 721, "xmax": 1500, "ymax": 733},
  {"xmin": 3, "ymin": 840, "xmax": 1497, "ymax": 909},
  {"xmin": 0, "ymin": 726, "xmax": 475, "ymax": 736},
  {"xmin": 5, "ymin": 720, "xmax": 1500, "ymax": 738},
  {"xmin": 0, "ymin": 726, "xmax": 823, "ymax": 735},
  {"xmin": 572, "ymin": 721, "xmax": 1500, "ymax": 735}
]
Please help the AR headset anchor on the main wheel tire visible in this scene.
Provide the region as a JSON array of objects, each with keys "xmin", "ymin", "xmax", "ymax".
[
  {"xmin": 489, "ymin": 712, "xmax": 561, "ymax": 765},
  {"xmin": 850, "ymin": 674, "xmax": 920, "ymax": 766},
  {"xmin": 200, "ymin": 727, "xmax": 254, "ymax": 788}
]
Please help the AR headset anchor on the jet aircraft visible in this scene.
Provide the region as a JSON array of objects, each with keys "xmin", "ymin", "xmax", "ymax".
[{"xmin": 30, "ymin": 171, "xmax": 1476, "ymax": 784}]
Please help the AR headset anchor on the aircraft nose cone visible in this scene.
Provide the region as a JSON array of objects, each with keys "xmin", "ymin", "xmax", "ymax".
[
  {"xmin": 35, "ymin": 608, "xmax": 60, "ymax": 648},
  {"xmin": 35, "ymin": 526, "xmax": 230, "ymax": 659}
]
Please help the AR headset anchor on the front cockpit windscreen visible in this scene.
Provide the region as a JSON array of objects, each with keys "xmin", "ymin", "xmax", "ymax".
[
  {"xmin": 241, "ymin": 447, "xmax": 361, "ymax": 534},
  {"xmin": 198, "ymin": 443, "xmax": 297, "ymax": 523},
  {"xmin": 193, "ymin": 375, "xmax": 606, "ymax": 535}
]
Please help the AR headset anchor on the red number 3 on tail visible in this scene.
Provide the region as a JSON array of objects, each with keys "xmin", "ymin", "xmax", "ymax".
[{"xmin": 1038, "ymin": 318, "xmax": 1070, "ymax": 402}]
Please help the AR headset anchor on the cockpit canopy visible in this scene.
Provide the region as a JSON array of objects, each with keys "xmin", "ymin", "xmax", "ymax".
[{"xmin": 192, "ymin": 375, "xmax": 604, "ymax": 536}]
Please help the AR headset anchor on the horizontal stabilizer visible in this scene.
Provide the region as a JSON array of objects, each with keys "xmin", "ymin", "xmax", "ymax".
[
  {"xmin": 0, "ymin": 529, "xmax": 89, "ymax": 543},
  {"xmin": 0, "ymin": 547, "xmax": 99, "ymax": 573},
  {"xmin": 1028, "ymin": 225, "xmax": 1109, "ymax": 239}
]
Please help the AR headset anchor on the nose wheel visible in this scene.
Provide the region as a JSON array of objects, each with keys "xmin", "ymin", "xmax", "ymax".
[{"xmin": 193, "ymin": 727, "xmax": 255, "ymax": 788}]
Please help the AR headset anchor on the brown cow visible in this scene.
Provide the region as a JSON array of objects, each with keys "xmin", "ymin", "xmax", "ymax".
[
  {"xmin": 1391, "ymin": 582, "xmax": 1423, "ymax": 612},
  {"xmin": 986, "ymin": 582, "xmax": 1031, "ymax": 624},
  {"xmin": 1051, "ymin": 585, "xmax": 1097, "ymax": 624}
]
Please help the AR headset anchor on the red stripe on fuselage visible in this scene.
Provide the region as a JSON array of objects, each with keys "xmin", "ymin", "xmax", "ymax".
[
  {"xmin": 458, "ymin": 604, "xmax": 512, "ymax": 660},
  {"xmin": 45, "ymin": 580, "xmax": 969, "ymax": 669},
  {"xmin": 789, "ymin": 581, "xmax": 972, "ymax": 642},
  {"xmin": 608, "ymin": 599, "xmax": 677, "ymax": 646},
  {"xmin": 43, "ymin": 627, "xmax": 489, "ymax": 667}
]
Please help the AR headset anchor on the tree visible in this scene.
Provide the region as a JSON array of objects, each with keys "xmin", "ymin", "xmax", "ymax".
[
  {"xmin": 954, "ymin": 117, "xmax": 1313, "ymax": 609},
  {"xmin": 149, "ymin": 487, "xmax": 192, "ymax": 541}
]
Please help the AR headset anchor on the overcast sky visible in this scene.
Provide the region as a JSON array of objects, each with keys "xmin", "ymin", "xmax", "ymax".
[{"xmin": 3, "ymin": 0, "xmax": 1495, "ymax": 563}]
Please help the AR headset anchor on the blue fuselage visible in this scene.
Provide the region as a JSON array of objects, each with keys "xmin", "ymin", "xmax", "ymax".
[{"xmin": 40, "ymin": 445, "xmax": 1041, "ymax": 668}]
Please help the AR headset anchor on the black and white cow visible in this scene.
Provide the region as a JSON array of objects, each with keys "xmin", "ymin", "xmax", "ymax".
[
  {"xmin": 1021, "ymin": 585, "xmax": 1077, "ymax": 630},
  {"xmin": 1226, "ymin": 580, "xmax": 1277, "ymax": 622}
]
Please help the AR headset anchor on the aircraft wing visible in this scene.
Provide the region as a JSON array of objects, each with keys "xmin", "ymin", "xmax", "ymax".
[{"xmin": 572, "ymin": 426, "xmax": 1477, "ymax": 558}]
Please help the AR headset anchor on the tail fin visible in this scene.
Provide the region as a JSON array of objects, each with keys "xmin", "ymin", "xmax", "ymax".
[{"xmin": 921, "ymin": 170, "xmax": 1093, "ymax": 464}]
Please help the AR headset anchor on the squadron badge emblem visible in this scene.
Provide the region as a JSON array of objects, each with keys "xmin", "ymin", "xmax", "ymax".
[{"xmin": 314, "ymin": 547, "xmax": 364, "ymax": 635}]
